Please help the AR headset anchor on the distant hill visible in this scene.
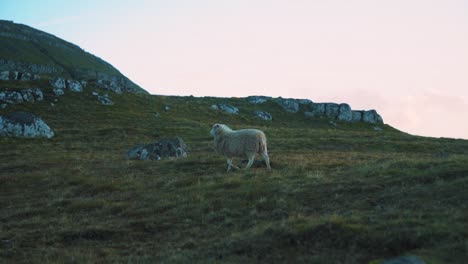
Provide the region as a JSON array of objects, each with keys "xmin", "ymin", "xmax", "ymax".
[{"xmin": 0, "ymin": 20, "xmax": 147, "ymax": 94}]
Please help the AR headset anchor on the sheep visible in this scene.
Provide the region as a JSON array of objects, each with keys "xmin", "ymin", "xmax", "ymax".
[{"xmin": 210, "ymin": 123, "xmax": 271, "ymax": 171}]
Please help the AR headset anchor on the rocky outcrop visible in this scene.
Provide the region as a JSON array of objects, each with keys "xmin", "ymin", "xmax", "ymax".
[
  {"xmin": 306, "ymin": 102, "xmax": 384, "ymax": 124},
  {"xmin": 211, "ymin": 103, "xmax": 239, "ymax": 114},
  {"xmin": 0, "ymin": 89, "xmax": 43, "ymax": 104},
  {"xmin": 0, "ymin": 70, "xmax": 40, "ymax": 81},
  {"xmin": 66, "ymin": 80, "xmax": 83, "ymax": 92},
  {"xmin": 127, "ymin": 137, "xmax": 188, "ymax": 160},
  {"xmin": 275, "ymin": 98, "xmax": 300, "ymax": 113},
  {"xmin": 253, "ymin": 111, "xmax": 272, "ymax": 121},
  {"xmin": 0, "ymin": 112, "xmax": 54, "ymax": 138}
]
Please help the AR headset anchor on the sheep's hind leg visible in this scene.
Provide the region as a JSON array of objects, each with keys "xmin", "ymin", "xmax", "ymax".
[
  {"xmin": 245, "ymin": 154, "xmax": 255, "ymax": 169},
  {"xmin": 260, "ymin": 152, "xmax": 271, "ymax": 170}
]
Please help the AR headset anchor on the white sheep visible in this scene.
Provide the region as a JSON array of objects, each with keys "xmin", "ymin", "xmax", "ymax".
[{"xmin": 210, "ymin": 124, "xmax": 271, "ymax": 171}]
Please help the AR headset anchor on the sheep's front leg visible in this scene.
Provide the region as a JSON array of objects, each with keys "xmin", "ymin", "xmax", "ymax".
[{"xmin": 227, "ymin": 158, "xmax": 240, "ymax": 172}]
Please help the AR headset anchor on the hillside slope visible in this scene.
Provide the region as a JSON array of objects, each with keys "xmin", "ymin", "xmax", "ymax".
[
  {"xmin": 0, "ymin": 20, "xmax": 146, "ymax": 94},
  {"xmin": 1, "ymin": 77, "xmax": 467, "ymax": 263}
]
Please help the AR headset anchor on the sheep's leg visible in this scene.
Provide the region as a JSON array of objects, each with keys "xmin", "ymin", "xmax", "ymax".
[
  {"xmin": 245, "ymin": 154, "xmax": 255, "ymax": 169},
  {"xmin": 261, "ymin": 152, "xmax": 271, "ymax": 170},
  {"xmin": 227, "ymin": 159, "xmax": 239, "ymax": 172}
]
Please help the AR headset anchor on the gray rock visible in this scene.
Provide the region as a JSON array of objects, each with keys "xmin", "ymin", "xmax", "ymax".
[
  {"xmin": 351, "ymin": 110, "xmax": 362, "ymax": 122},
  {"xmin": 164, "ymin": 106, "xmax": 171, "ymax": 111},
  {"xmin": 362, "ymin": 110, "xmax": 384, "ymax": 124},
  {"xmin": 96, "ymin": 79, "xmax": 123, "ymax": 94},
  {"xmin": 80, "ymin": 80, "xmax": 87, "ymax": 88},
  {"xmin": 325, "ymin": 103, "xmax": 340, "ymax": 118},
  {"xmin": 374, "ymin": 126, "xmax": 383, "ymax": 131},
  {"xmin": 337, "ymin": 103, "xmax": 352, "ymax": 121},
  {"xmin": 210, "ymin": 104, "xmax": 219, "ymax": 110},
  {"xmin": 379, "ymin": 255, "xmax": 426, "ymax": 264},
  {"xmin": 21, "ymin": 88, "xmax": 43, "ymax": 102},
  {"xmin": 91, "ymin": 91, "xmax": 99, "ymax": 96},
  {"xmin": 66, "ymin": 79, "xmax": 83, "ymax": 92},
  {"xmin": 53, "ymin": 87, "xmax": 65, "ymax": 96},
  {"xmin": 247, "ymin": 96, "xmax": 271, "ymax": 104},
  {"xmin": 329, "ymin": 120, "xmax": 337, "ymax": 126},
  {"xmin": 275, "ymin": 98, "xmax": 299, "ymax": 113},
  {"xmin": 97, "ymin": 95, "xmax": 113, "ymax": 105},
  {"xmin": 253, "ymin": 111, "xmax": 272, "ymax": 121},
  {"xmin": 127, "ymin": 137, "xmax": 188, "ymax": 160},
  {"xmin": 19, "ymin": 72, "xmax": 33, "ymax": 81},
  {"xmin": 0, "ymin": 112, "xmax": 54, "ymax": 138},
  {"xmin": 308, "ymin": 103, "xmax": 326, "ymax": 116},
  {"xmin": 50, "ymin": 77, "xmax": 66, "ymax": 90},
  {"xmin": 0, "ymin": 71, "xmax": 9, "ymax": 80},
  {"xmin": 215, "ymin": 103, "xmax": 239, "ymax": 114},
  {"xmin": 0, "ymin": 91, "xmax": 24, "ymax": 104}
]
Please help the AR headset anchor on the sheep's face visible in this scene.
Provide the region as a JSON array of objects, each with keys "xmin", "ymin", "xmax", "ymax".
[{"xmin": 210, "ymin": 124, "xmax": 220, "ymax": 137}]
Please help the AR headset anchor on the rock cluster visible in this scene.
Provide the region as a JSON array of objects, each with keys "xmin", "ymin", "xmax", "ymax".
[
  {"xmin": 0, "ymin": 111, "xmax": 54, "ymax": 138},
  {"xmin": 0, "ymin": 88, "xmax": 43, "ymax": 105},
  {"xmin": 274, "ymin": 98, "xmax": 300, "ymax": 113},
  {"xmin": 91, "ymin": 91, "xmax": 114, "ymax": 106},
  {"xmin": 253, "ymin": 111, "xmax": 272, "ymax": 121},
  {"xmin": 0, "ymin": 70, "xmax": 40, "ymax": 81},
  {"xmin": 127, "ymin": 137, "xmax": 188, "ymax": 160},
  {"xmin": 210, "ymin": 103, "xmax": 239, "ymax": 114}
]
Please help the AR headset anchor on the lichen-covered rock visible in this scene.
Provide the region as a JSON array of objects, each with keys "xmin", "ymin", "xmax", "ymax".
[
  {"xmin": 19, "ymin": 72, "xmax": 33, "ymax": 81},
  {"xmin": 325, "ymin": 103, "xmax": 340, "ymax": 118},
  {"xmin": 337, "ymin": 103, "xmax": 352, "ymax": 121},
  {"xmin": 127, "ymin": 137, "xmax": 188, "ymax": 160},
  {"xmin": 307, "ymin": 103, "xmax": 326, "ymax": 117},
  {"xmin": 0, "ymin": 71, "xmax": 9, "ymax": 80},
  {"xmin": 21, "ymin": 88, "xmax": 43, "ymax": 102},
  {"xmin": 66, "ymin": 80, "xmax": 83, "ymax": 92},
  {"xmin": 275, "ymin": 98, "xmax": 299, "ymax": 113},
  {"xmin": 50, "ymin": 77, "xmax": 66, "ymax": 90},
  {"xmin": 247, "ymin": 96, "xmax": 271, "ymax": 104},
  {"xmin": 96, "ymin": 79, "xmax": 123, "ymax": 94},
  {"xmin": 351, "ymin": 110, "xmax": 362, "ymax": 122},
  {"xmin": 0, "ymin": 91, "xmax": 23, "ymax": 104},
  {"xmin": 253, "ymin": 111, "xmax": 272, "ymax": 121},
  {"xmin": 53, "ymin": 87, "xmax": 65, "ymax": 96},
  {"xmin": 97, "ymin": 95, "xmax": 113, "ymax": 105},
  {"xmin": 362, "ymin": 110, "xmax": 384, "ymax": 124},
  {"xmin": 213, "ymin": 103, "xmax": 239, "ymax": 114},
  {"xmin": 0, "ymin": 112, "xmax": 54, "ymax": 138},
  {"xmin": 210, "ymin": 104, "xmax": 219, "ymax": 110}
]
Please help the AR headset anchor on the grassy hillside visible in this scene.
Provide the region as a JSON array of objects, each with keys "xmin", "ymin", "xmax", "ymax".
[{"xmin": 1, "ymin": 82, "xmax": 467, "ymax": 263}]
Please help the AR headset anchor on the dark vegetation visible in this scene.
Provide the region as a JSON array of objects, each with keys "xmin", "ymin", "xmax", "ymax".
[{"xmin": 1, "ymin": 80, "xmax": 467, "ymax": 263}]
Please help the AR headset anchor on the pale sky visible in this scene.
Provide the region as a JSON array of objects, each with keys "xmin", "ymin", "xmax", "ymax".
[{"xmin": 1, "ymin": 0, "xmax": 467, "ymax": 139}]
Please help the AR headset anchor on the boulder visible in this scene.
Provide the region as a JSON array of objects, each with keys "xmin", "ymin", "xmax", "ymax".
[
  {"xmin": 96, "ymin": 79, "xmax": 123, "ymax": 94},
  {"xmin": 324, "ymin": 103, "xmax": 340, "ymax": 118},
  {"xmin": 214, "ymin": 103, "xmax": 239, "ymax": 114},
  {"xmin": 210, "ymin": 104, "xmax": 219, "ymax": 110},
  {"xmin": 351, "ymin": 110, "xmax": 362, "ymax": 122},
  {"xmin": 19, "ymin": 72, "xmax": 33, "ymax": 81},
  {"xmin": 0, "ymin": 91, "xmax": 23, "ymax": 104},
  {"xmin": 21, "ymin": 88, "xmax": 43, "ymax": 103},
  {"xmin": 97, "ymin": 95, "xmax": 114, "ymax": 105},
  {"xmin": 0, "ymin": 112, "xmax": 54, "ymax": 138},
  {"xmin": 246, "ymin": 96, "xmax": 271, "ymax": 104},
  {"xmin": 53, "ymin": 87, "xmax": 65, "ymax": 96},
  {"xmin": 362, "ymin": 110, "xmax": 384, "ymax": 124},
  {"xmin": 275, "ymin": 98, "xmax": 299, "ymax": 113},
  {"xmin": 66, "ymin": 80, "xmax": 83, "ymax": 92},
  {"xmin": 127, "ymin": 137, "xmax": 188, "ymax": 160},
  {"xmin": 0, "ymin": 71, "xmax": 9, "ymax": 80},
  {"xmin": 253, "ymin": 111, "xmax": 272, "ymax": 121},
  {"xmin": 337, "ymin": 103, "xmax": 352, "ymax": 121},
  {"xmin": 308, "ymin": 103, "xmax": 326, "ymax": 117},
  {"xmin": 49, "ymin": 77, "xmax": 66, "ymax": 90}
]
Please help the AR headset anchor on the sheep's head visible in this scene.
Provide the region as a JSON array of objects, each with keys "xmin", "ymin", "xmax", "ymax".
[{"xmin": 210, "ymin": 123, "xmax": 231, "ymax": 137}]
